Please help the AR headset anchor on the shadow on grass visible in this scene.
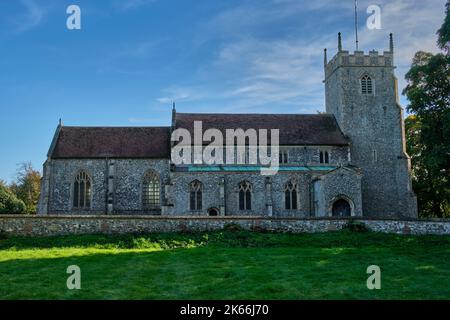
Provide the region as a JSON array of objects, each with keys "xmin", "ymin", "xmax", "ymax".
[{"xmin": 1, "ymin": 230, "xmax": 449, "ymax": 252}]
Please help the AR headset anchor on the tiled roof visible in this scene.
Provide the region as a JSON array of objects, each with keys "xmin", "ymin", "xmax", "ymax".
[
  {"xmin": 174, "ymin": 113, "xmax": 349, "ymax": 146},
  {"xmin": 50, "ymin": 126, "xmax": 170, "ymax": 159},
  {"xmin": 49, "ymin": 113, "xmax": 348, "ymax": 159}
]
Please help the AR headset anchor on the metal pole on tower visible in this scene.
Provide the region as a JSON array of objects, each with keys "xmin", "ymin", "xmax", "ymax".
[{"xmin": 355, "ymin": 0, "xmax": 359, "ymax": 50}]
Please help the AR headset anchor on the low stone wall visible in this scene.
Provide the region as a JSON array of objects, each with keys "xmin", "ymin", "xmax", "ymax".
[{"xmin": 0, "ymin": 215, "xmax": 449, "ymax": 236}]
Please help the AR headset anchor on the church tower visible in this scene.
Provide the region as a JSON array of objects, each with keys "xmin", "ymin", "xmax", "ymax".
[{"xmin": 324, "ymin": 33, "xmax": 417, "ymax": 218}]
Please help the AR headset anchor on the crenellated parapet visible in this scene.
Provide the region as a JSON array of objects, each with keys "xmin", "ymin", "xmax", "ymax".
[
  {"xmin": 325, "ymin": 50, "xmax": 394, "ymax": 79},
  {"xmin": 324, "ymin": 33, "xmax": 395, "ymax": 80}
]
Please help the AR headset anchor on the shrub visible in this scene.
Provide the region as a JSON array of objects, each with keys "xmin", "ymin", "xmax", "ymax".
[
  {"xmin": 251, "ymin": 225, "xmax": 268, "ymax": 233},
  {"xmin": 223, "ymin": 223, "xmax": 244, "ymax": 232},
  {"xmin": 343, "ymin": 220, "xmax": 370, "ymax": 233},
  {"xmin": 0, "ymin": 184, "xmax": 26, "ymax": 214}
]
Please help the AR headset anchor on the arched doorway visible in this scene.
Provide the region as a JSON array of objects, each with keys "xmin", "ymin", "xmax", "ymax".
[
  {"xmin": 332, "ymin": 199, "xmax": 351, "ymax": 217},
  {"xmin": 208, "ymin": 208, "xmax": 219, "ymax": 216}
]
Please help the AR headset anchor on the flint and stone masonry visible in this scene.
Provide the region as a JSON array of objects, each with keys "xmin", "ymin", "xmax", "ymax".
[
  {"xmin": 37, "ymin": 34, "xmax": 417, "ymax": 220},
  {"xmin": 1, "ymin": 216, "xmax": 449, "ymax": 237}
]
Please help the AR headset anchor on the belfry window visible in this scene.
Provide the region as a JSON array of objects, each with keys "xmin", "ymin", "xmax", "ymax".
[
  {"xmin": 361, "ymin": 75, "xmax": 373, "ymax": 94},
  {"xmin": 189, "ymin": 180, "xmax": 203, "ymax": 211},
  {"xmin": 284, "ymin": 180, "xmax": 298, "ymax": 210},
  {"xmin": 142, "ymin": 171, "xmax": 160, "ymax": 209},
  {"xmin": 238, "ymin": 181, "xmax": 252, "ymax": 210},
  {"xmin": 73, "ymin": 171, "xmax": 92, "ymax": 209}
]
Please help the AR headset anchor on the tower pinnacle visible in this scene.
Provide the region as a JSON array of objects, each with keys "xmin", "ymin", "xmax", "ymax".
[{"xmin": 389, "ymin": 33, "xmax": 394, "ymax": 53}]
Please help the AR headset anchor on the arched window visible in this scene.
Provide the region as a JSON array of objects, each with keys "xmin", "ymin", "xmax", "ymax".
[
  {"xmin": 189, "ymin": 180, "xmax": 202, "ymax": 211},
  {"xmin": 208, "ymin": 207, "xmax": 219, "ymax": 216},
  {"xmin": 142, "ymin": 171, "xmax": 160, "ymax": 209},
  {"xmin": 284, "ymin": 180, "xmax": 298, "ymax": 210},
  {"xmin": 320, "ymin": 150, "xmax": 329, "ymax": 164},
  {"xmin": 73, "ymin": 171, "xmax": 92, "ymax": 209},
  {"xmin": 361, "ymin": 75, "xmax": 373, "ymax": 94},
  {"xmin": 238, "ymin": 181, "xmax": 252, "ymax": 210}
]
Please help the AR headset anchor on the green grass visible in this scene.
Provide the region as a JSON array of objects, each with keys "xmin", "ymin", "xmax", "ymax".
[{"xmin": 0, "ymin": 228, "xmax": 449, "ymax": 300}]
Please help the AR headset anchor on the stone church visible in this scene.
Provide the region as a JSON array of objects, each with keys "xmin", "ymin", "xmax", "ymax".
[{"xmin": 38, "ymin": 34, "xmax": 417, "ymax": 218}]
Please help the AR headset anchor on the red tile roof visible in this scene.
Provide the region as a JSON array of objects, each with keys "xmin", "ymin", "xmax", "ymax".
[
  {"xmin": 51, "ymin": 126, "xmax": 170, "ymax": 159},
  {"xmin": 174, "ymin": 113, "xmax": 349, "ymax": 146},
  {"xmin": 50, "ymin": 113, "xmax": 348, "ymax": 159}
]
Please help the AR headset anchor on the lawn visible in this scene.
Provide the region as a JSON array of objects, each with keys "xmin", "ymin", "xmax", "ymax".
[{"xmin": 0, "ymin": 228, "xmax": 449, "ymax": 300}]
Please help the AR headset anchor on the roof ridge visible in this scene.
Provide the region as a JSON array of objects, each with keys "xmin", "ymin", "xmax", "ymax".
[
  {"xmin": 61, "ymin": 126, "xmax": 171, "ymax": 129},
  {"xmin": 176, "ymin": 112, "xmax": 332, "ymax": 117}
]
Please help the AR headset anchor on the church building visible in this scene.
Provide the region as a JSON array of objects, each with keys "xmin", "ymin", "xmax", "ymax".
[{"xmin": 37, "ymin": 34, "xmax": 417, "ymax": 218}]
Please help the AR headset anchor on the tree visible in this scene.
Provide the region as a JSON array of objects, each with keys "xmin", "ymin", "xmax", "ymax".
[
  {"xmin": 0, "ymin": 183, "xmax": 26, "ymax": 214},
  {"xmin": 403, "ymin": 1, "xmax": 450, "ymax": 218},
  {"xmin": 438, "ymin": 1, "xmax": 450, "ymax": 53},
  {"xmin": 405, "ymin": 115, "xmax": 449, "ymax": 217},
  {"xmin": 10, "ymin": 163, "xmax": 41, "ymax": 214}
]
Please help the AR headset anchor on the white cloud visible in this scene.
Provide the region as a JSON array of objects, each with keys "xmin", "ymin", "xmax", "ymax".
[
  {"xmin": 14, "ymin": 0, "xmax": 45, "ymax": 33},
  {"xmin": 113, "ymin": 0, "xmax": 156, "ymax": 11},
  {"xmin": 353, "ymin": 0, "xmax": 445, "ymax": 100},
  {"xmin": 215, "ymin": 37, "xmax": 331, "ymax": 108},
  {"xmin": 157, "ymin": 86, "xmax": 207, "ymax": 104},
  {"xmin": 157, "ymin": 0, "xmax": 446, "ymax": 113},
  {"xmin": 96, "ymin": 40, "xmax": 164, "ymax": 74}
]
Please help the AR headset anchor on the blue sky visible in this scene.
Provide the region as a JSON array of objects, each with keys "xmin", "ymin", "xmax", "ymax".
[{"xmin": 0, "ymin": 0, "xmax": 446, "ymax": 182}]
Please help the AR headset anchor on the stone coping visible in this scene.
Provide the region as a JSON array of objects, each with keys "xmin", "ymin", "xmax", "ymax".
[{"xmin": 0, "ymin": 215, "xmax": 448, "ymax": 223}]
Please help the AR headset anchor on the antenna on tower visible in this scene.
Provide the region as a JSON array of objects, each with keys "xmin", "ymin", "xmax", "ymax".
[{"xmin": 354, "ymin": 0, "xmax": 359, "ymax": 50}]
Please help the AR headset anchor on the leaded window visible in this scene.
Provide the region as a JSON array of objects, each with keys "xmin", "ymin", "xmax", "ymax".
[
  {"xmin": 361, "ymin": 75, "xmax": 373, "ymax": 94},
  {"xmin": 189, "ymin": 180, "xmax": 203, "ymax": 211},
  {"xmin": 142, "ymin": 171, "xmax": 160, "ymax": 209},
  {"xmin": 73, "ymin": 171, "xmax": 92, "ymax": 209},
  {"xmin": 238, "ymin": 181, "xmax": 252, "ymax": 210},
  {"xmin": 320, "ymin": 150, "xmax": 329, "ymax": 164},
  {"xmin": 284, "ymin": 180, "xmax": 298, "ymax": 210},
  {"xmin": 279, "ymin": 150, "xmax": 289, "ymax": 164}
]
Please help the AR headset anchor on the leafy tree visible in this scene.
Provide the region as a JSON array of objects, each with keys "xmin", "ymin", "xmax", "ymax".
[
  {"xmin": 438, "ymin": 1, "xmax": 450, "ymax": 52},
  {"xmin": 0, "ymin": 183, "xmax": 26, "ymax": 214},
  {"xmin": 403, "ymin": 1, "xmax": 450, "ymax": 217},
  {"xmin": 10, "ymin": 163, "xmax": 41, "ymax": 214},
  {"xmin": 405, "ymin": 115, "xmax": 449, "ymax": 217},
  {"xmin": 405, "ymin": 115, "xmax": 422, "ymax": 175}
]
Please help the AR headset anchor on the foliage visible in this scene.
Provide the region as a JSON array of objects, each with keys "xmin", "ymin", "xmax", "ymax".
[
  {"xmin": 342, "ymin": 220, "xmax": 369, "ymax": 233},
  {"xmin": 438, "ymin": 1, "xmax": 450, "ymax": 52},
  {"xmin": 405, "ymin": 114, "xmax": 450, "ymax": 217},
  {"xmin": 0, "ymin": 230, "xmax": 449, "ymax": 299},
  {"xmin": 223, "ymin": 223, "xmax": 245, "ymax": 232},
  {"xmin": 403, "ymin": 2, "xmax": 450, "ymax": 218},
  {"xmin": 0, "ymin": 183, "xmax": 26, "ymax": 214},
  {"xmin": 9, "ymin": 163, "xmax": 41, "ymax": 214}
]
